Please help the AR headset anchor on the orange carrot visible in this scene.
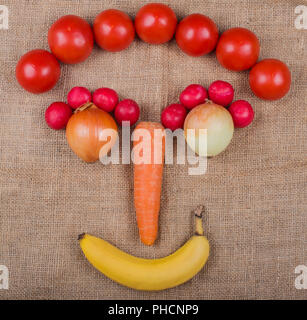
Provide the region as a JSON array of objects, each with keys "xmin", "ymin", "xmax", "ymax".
[{"xmin": 133, "ymin": 122, "xmax": 165, "ymax": 246}]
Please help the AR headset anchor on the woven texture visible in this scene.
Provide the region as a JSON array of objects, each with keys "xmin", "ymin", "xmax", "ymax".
[{"xmin": 0, "ymin": 0, "xmax": 306, "ymax": 300}]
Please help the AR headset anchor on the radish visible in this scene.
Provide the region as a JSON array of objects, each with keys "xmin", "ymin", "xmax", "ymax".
[
  {"xmin": 208, "ymin": 80, "xmax": 234, "ymax": 106},
  {"xmin": 45, "ymin": 102, "xmax": 72, "ymax": 130},
  {"xmin": 161, "ymin": 103, "xmax": 187, "ymax": 131},
  {"xmin": 114, "ymin": 99, "xmax": 140, "ymax": 126},
  {"xmin": 228, "ymin": 100, "xmax": 254, "ymax": 128},
  {"xmin": 179, "ymin": 84, "xmax": 207, "ymax": 110},
  {"xmin": 67, "ymin": 86, "xmax": 92, "ymax": 109},
  {"xmin": 93, "ymin": 88, "xmax": 119, "ymax": 112}
]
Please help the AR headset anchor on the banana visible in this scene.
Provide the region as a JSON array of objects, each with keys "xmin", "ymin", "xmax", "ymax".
[{"xmin": 79, "ymin": 206, "xmax": 210, "ymax": 291}]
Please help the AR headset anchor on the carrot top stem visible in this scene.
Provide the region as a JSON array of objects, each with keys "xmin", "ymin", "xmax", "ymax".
[{"xmin": 194, "ymin": 205, "xmax": 205, "ymax": 236}]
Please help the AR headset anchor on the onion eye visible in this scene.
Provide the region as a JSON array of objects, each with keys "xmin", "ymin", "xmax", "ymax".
[
  {"xmin": 184, "ymin": 102, "xmax": 234, "ymax": 157},
  {"xmin": 66, "ymin": 103, "xmax": 118, "ymax": 163}
]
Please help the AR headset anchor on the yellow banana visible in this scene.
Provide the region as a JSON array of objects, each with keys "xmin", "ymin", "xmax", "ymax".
[{"xmin": 79, "ymin": 206, "xmax": 210, "ymax": 291}]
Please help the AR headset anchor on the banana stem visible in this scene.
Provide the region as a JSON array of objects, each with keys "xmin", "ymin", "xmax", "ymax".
[
  {"xmin": 194, "ymin": 205, "xmax": 205, "ymax": 236},
  {"xmin": 78, "ymin": 233, "xmax": 86, "ymax": 241}
]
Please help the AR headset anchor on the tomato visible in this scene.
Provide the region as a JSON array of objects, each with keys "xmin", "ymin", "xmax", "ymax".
[
  {"xmin": 48, "ymin": 15, "xmax": 94, "ymax": 64},
  {"xmin": 175, "ymin": 14, "xmax": 219, "ymax": 56},
  {"xmin": 216, "ymin": 27, "xmax": 260, "ymax": 71},
  {"xmin": 249, "ymin": 59, "xmax": 291, "ymax": 100},
  {"xmin": 16, "ymin": 49, "xmax": 61, "ymax": 93},
  {"xmin": 135, "ymin": 3, "xmax": 177, "ymax": 44},
  {"xmin": 94, "ymin": 9, "xmax": 135, "ymax": 52}
]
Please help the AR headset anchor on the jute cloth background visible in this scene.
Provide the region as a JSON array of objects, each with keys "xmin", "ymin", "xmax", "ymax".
[{"xmin": 0, "ymin": 0, "xmax": 306, "ymax": 300}]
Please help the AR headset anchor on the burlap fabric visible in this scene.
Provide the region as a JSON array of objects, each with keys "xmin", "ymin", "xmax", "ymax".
[{"xmin": 0, "ymin": 0, "xmax": 306, "ymax": 300}]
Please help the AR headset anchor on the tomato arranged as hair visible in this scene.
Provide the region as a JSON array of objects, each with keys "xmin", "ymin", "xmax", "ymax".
[
  {"xmin": 249, "ymin": 59, "xmax": 291, "ymax": 100},
  {"xmin": 16, "ymin": 49, "xmax": 61, "ymax": 93},
  {"xmin": 135, "ymin": 3, "xmax": 177, "ymax": 44},
  {"xmin": 175, "ymin": 14, "xmax": 219, "ymax": 56},
  {"xmin": 216, "ymin": 27, "xmax": 260, "ymax": 71},
  {"xmin": 94, "ymin": 9, "xmax": 135, "ymax": 52},
  {"xmin": 48, "ymin": 15, "xmax": 94, "ymax": 64}
]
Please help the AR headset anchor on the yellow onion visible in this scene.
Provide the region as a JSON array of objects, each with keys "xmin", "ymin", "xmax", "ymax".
[
  {"xmin": 66, "ymin": 103, "xmax": 118, "ymax": 162},
  {"xmin": 184, "ymin": 102, "xmax": 234, "ymax": 157}
]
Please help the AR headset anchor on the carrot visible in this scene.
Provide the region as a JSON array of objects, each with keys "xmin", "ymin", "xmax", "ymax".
[{"xmin": 133, "ymin": 122, "xmax": 165, "ymax": 246}]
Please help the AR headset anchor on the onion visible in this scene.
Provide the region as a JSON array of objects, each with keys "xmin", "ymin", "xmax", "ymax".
[
  {"xmin": 184, "ymin": 102, "xmax": 234, "ymax": 157},
  {"xmin": 66, "ymin": 103, "xmax": 118, "ymax": 162}
]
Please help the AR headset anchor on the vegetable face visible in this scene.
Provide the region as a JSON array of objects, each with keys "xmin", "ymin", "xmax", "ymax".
[
  {"xmin": 249, "ymin": 59, "xmax": 291, "ymax": 100},
  {"xmin": 16, "ymin": 49, "xmax": 60, "ymax": 94},
  {"xmin": 184, "ymin": 102, "xmax": 234, "ymax": 157},
  {"xmin": 94, "ymin": 9, "xmax": 135, "ymax": 52},
  {"xmin": 48, "ymin": 15, "xmax": 94, "ymax": 64},
  {"xmin": 176, "ymin": 14, "xmax": 219, "ymax": 57},
  {"xmin": 135, "ymin": 3, "xmax": 177, "ymax": 44},
  {"xmin": 66, "ymin": 104, "xmax": 118, "ymax": 162},
  {"xmin": 216, "ymin": 27, "xmax": 260, "ymax": 71}
]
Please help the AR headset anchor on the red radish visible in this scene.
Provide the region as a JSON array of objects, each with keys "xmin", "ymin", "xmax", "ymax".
[
  {"xmin": 161, "ymin": 103, "xmax": 187, "ymax": 131},
  {"xmin": 114, "ymin": 99, "xmax": 140, "ymax": 126},
  {"xmin": 67, "ymin": 86, "xmax": 92, "ymax": 109},
  {"xmin": 45, "ymin": 102, "xmax": 72, "ymax": 130},
  {"xmin": 179, "ymin": 84, "xmax": 208, "ymax": 109},
  {"xmin": 208, "ymin": 80, "xmax": 234, "ymax": 106},
  {"xmin": 93, "ymin": 88, "xmax": 119, "ymax": 112},
  {"xmin": 228, "ymin": 100, "xmax": 254, "ymax": 128}
]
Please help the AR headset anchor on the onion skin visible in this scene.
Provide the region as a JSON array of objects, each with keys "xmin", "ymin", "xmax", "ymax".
[
  {"xmin": 66, "ymin": 104, "xmax": 118, "ymax": 162},
  {"xmin": 184, "ymin": 102, "xmax": 234, "ymax": 157}
]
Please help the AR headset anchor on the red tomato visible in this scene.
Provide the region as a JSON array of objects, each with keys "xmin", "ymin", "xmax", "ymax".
[
  {"xmin": 175, "ymin": 14, "xmax": 219, "ymax": 56},
  {"xmin": 216, "ymin": 27, "xmax": 260, "ymax": 71},
  {"xmin": 249, "ymin": 59, "xmax": 291, "ymax": 100},
  {"xmin": 94, "ymin": 9, "xmax": 135, "ymax": 52},
  {"xmin": 16, "ymin": 49, "xmax": 61, "ymax": 93},
  {"xmin": 48, "ymin": 15, "xmax": 94, "ymax": 64},
  {"xmin": 135, "ymin": 3, "xmax": 177, "ymax": 44}
]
